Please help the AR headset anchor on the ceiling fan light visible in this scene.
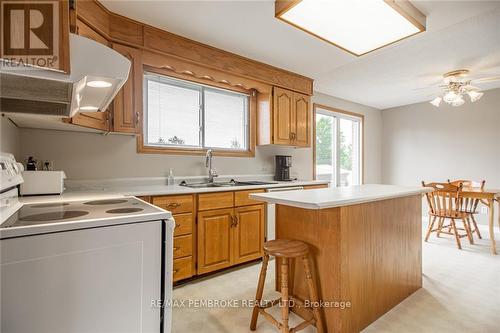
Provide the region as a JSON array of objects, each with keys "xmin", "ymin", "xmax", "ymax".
[
  {"xmin": 468, "ymin": 90, "xmax": 484, "ymax": 102},
  {"xmin": 451, "ymin": 96, "xmax": 465, "ymax": 107},
  {"xmin": 443, "ymin": 91, "xmax": 458, "ymax": 103},
  {"xmin": 430, "ymin": 97, "xmax": 442, "ymax": 107}
]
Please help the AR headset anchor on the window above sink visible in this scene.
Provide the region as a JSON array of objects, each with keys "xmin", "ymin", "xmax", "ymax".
[{"xmin": 141, "ymin": 72, "xmax": 256, "ymax": 157}]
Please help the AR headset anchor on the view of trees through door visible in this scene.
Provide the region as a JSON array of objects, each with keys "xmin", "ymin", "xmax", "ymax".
[{"xmin": 315, "ymin": 106, "xmax": 362, "ymax": 186}]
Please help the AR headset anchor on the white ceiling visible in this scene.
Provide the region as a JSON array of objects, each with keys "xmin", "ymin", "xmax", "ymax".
[{"xmin": 101, "ymin": 0, "xmax": 500, "ymax": 109}]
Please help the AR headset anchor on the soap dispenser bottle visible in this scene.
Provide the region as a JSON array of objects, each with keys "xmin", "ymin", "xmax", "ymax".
[{"xmin": 167, "ymin": 168, "xmax": 175, "ymax": 186}]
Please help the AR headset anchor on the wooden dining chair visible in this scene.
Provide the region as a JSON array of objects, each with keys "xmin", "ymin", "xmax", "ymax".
[
  {"xmin": 448, "ymin": 179, "xmax": 486, "ymax": 239},
  {"xmin": 422, "ymin": 181, "xmax": 474, "ymax": 249}
]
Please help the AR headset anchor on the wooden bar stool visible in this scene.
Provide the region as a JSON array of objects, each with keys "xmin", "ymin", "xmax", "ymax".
[{"xmin": 250, "ymin": 239, "xmax": 324, "ymax": 333}]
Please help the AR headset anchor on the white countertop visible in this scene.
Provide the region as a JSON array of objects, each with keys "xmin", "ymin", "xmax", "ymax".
[
  {"xmin": 249, "ymin": 184, "xmax": 431, "ymax": 210},
  {"xmin": 19, "ymin": 179, "xmax": 329, "ymax": 204}
]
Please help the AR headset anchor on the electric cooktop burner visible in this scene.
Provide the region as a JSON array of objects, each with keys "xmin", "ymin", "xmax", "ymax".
[
  {"xmin": 0, "ymin": 197, "xmax": 166, "ymax": 234},
  {"xmin": 84, "ymin": 199, "xmax": 128, "ymax": 205},
  {"xmin": 19, "ymin": 211, "xmax": 90, "ymax": 222},
  {"xmin": 106, "ymin": 208, "xmax": 144, "ymax": 214}
]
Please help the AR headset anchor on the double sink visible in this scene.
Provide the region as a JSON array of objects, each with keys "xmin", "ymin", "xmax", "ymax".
[{"xmin": 179, "ymin": 180, "xmax": 277, "ymax": 189}]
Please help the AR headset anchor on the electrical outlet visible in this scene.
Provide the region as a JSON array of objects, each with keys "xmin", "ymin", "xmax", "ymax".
[{"xmin": 481, "ymin": 206, "xmax": 489, "ymax": 214}]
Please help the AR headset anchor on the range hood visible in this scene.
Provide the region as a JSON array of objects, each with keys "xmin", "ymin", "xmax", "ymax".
[{"xmin": 0, "ymin": 33, "xmax": 130, "ymax": 118}]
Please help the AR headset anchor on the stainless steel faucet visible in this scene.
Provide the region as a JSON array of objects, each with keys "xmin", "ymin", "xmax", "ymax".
[{"xmin": 205, "ymin": 149, "xmax": 218, "ymax": 183}]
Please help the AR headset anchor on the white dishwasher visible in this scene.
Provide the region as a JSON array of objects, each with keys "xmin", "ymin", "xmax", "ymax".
[{"xmin": 265, "ymin": 186, "xmax": 304, "ymax": 240}]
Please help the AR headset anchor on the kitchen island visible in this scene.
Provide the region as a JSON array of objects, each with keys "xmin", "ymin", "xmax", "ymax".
[{"xmin": 250, "ymin": 184, "xmax": 431, "ymax": 333}]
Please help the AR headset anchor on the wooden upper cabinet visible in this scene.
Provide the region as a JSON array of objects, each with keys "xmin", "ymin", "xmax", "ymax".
[
  {"xmin": 233, "ymin": 205, "xmax": 264, "ymax": 264},
  {"xmin": 273, "ymin": 87, "xmax": 294, "ymax": 145},
  {"xmin": 292, "ymin": 92, "xmax": 310, "ymax": 147},
  {"xmin": 265, "ymin": 86, "xmax": 311, "ymax": 147},
  {"xmin": 111, "ymin": 43, "xmax": 142, "ymax": 134}
]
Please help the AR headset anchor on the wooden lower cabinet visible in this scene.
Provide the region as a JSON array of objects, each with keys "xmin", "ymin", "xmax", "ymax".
[
  {"xmin": 173, "ymin": 256, "xmax": 193, "ymax": 282},
  {"xmin": 197, "ymin": 204, "xmax": 265, "ymax": 275},
  {"xmin": 197, "ymin": 208, "xmax": 234, "ymax": 274},
  {"xmin": 151, "ymin": 192, "xmax": 265, "ymax": 282},
  {"xmin": 233, "ymin": 205, "xmax": 265, "ymax": 264},
  {"xmin": 173, "ymin": 234, "xmax": 193, "ymax": 259}
]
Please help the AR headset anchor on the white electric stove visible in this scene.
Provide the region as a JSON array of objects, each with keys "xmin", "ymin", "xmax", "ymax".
[{"xmin": 0, "ymin": 152, "xmax": 174, "ymax": 333}]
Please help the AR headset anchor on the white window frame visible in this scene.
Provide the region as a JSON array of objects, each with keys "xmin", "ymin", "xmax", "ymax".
[
  {"xmin": 143, "ymin": 72, "xmax": 250, "ymax": 152},
  {"xmin": 314, "ymin": 105, "xmax": 363, "ymax": 186}
]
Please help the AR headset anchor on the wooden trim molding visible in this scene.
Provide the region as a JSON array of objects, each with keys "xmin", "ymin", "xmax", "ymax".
[
  {"xmin": 312, "ymin": 103, "xmax": 365, "ymax": 183},
  {"xmin": 142, "ymin": 51, "xmax": 272, "ymax": 94},
  {"xmin": 76, "ymin": 0, "xmax": 313, "ymax": 95}
]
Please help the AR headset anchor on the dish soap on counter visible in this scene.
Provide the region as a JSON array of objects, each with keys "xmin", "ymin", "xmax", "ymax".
[{"xmin": 167, "ymin": 169, "xmax": 175, "ymax": 186}]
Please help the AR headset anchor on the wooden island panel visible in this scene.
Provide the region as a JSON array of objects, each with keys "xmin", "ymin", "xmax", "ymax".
[{"xmin": 276, "ymin": 195, "xmax": 422, "ymax": 333}]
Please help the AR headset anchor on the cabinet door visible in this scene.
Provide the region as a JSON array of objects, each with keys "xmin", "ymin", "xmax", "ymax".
[
  {"xmin": 293, "ymin": 92, "xmax": 310, "ymax": 147},
  {"xmin": 233, "ymin": 205, "xmax": 264, "ymax": 264},
  {"xmin": 197, "ymin": 208, "xmax": 234, "ymax": 274},
  {"xmin": 68, "ymin": 19, "xmax": 110, "ymax": 131},
  {"xmin": 273, "ymin": 87, "xmax": 293, "ymax": 145},
  {"xmin": 111, "ymin": 43, "xmax": 142, "ymax": 134}
]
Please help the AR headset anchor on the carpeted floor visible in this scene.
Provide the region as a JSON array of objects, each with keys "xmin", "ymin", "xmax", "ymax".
[{"xmin": 172, "ymin": 223, "xmax": 500, "ymax": 332}]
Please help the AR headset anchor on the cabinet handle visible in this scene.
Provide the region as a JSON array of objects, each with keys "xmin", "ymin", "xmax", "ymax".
[
  {"xmin": 230, "ymin": 215, "xmax": 235, "ymax": 227},
  {"xmin": 135, "ymin": 111, "xmax": 140, "ymax": 125},
  {"xmin": 234, "ymin": 215, "xmax": 239, "ymax": 226},
  {"xmin": 173, "ymin": 269, "xmax": 178, "ymax": 274},
  {"xmin": 175, "ymin": 223, "xmax": 180, "ymax": 229},
  {"xmin": 174, "ymin": 246, "xmax": 180, "ymax": 251},
  {"xmin": 167, "ymin": 202, "xmax": 181, "ymax": 209}
]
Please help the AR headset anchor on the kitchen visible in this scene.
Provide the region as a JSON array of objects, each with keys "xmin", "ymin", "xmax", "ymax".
[{"xmin": 1, "ymin": 1, "xmax": 499, "ymax": 333}]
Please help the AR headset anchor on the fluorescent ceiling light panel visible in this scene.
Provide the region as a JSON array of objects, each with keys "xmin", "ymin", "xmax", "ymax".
[{"xmin": 276, "ymin": 0, "xmax": 425, "ymax": 56}]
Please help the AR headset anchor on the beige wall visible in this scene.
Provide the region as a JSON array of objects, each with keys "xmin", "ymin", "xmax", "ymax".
[
  {"xmin": 18, "ymin": 129, "xmax": 312, "ymax": 180},
  {"xmin": 382, "ymin": 87, "xmax": 500, "ymax": 188},
  {"xmin": 16, "ymin": 92, "xmax": 383, "ymax": 182},
  {"xmin": 0, "ymin": 116, "xmax": 20, "ymax": 157}
]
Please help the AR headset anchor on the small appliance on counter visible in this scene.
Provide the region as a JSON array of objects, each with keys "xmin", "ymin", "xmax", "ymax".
[
  {"xmin": 20, "ymin": 171, "xmax": 66, "ymax": 196},
  {"xmin": 274, "ymin": 155, "xmax": 293, "ymax": 181}
]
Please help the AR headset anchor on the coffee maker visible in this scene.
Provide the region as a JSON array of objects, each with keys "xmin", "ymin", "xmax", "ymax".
[{"xmin": 275, "ymin": 155, "xmax": 292, "ymax": 181}]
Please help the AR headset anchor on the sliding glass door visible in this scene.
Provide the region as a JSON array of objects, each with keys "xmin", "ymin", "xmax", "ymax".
[{"xmin": 315, "ymin": 106, "xmax": 362, "ymax": 187}]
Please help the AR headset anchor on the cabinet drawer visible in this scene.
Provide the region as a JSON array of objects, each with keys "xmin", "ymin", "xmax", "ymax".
[
  {"xmin": 173, "ymin": 213, "xmax": 193, "ymax": 237},
  {"xmin": 198, "ymin": 192, "xmax": 234, "ymax": 211},
  {"xmin": 173, "ymin": 235, "xmax": 193, "ymax": 259},
  {"xmin": 173, "ymin": 256, "xmax": 193, "ymax": 282},
  {"xmin": 152, "ymin": 195, "xmax": 193, "ymax": 214},
  {"xmin": 235, "ymin": 189, "xmax": 266, "ymax": 207}
]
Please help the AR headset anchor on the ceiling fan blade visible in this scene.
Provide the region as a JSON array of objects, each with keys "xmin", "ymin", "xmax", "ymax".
[
  {"xmin": 463, "ymin": 84, "xmax": 480, "ymax": 90},
  {"xmin": 471, "ymin": 76, "xmax": 500, "ymax": 83}
]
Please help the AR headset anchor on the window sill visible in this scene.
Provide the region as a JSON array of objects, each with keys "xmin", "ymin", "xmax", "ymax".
[{"xmin": 137, "ymin": 136, "xmax": 255, "ymax": 157}]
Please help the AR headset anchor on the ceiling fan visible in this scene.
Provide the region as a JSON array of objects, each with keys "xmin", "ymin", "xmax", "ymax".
[{"xmin": 428, "ymin": 69, "xmax": 500, "ymax": 107}]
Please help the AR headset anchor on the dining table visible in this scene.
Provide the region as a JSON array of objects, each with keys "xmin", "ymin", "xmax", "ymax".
[{"xmin": 460, "ymin": 187, "xmax": 500, "ymax": 254}]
